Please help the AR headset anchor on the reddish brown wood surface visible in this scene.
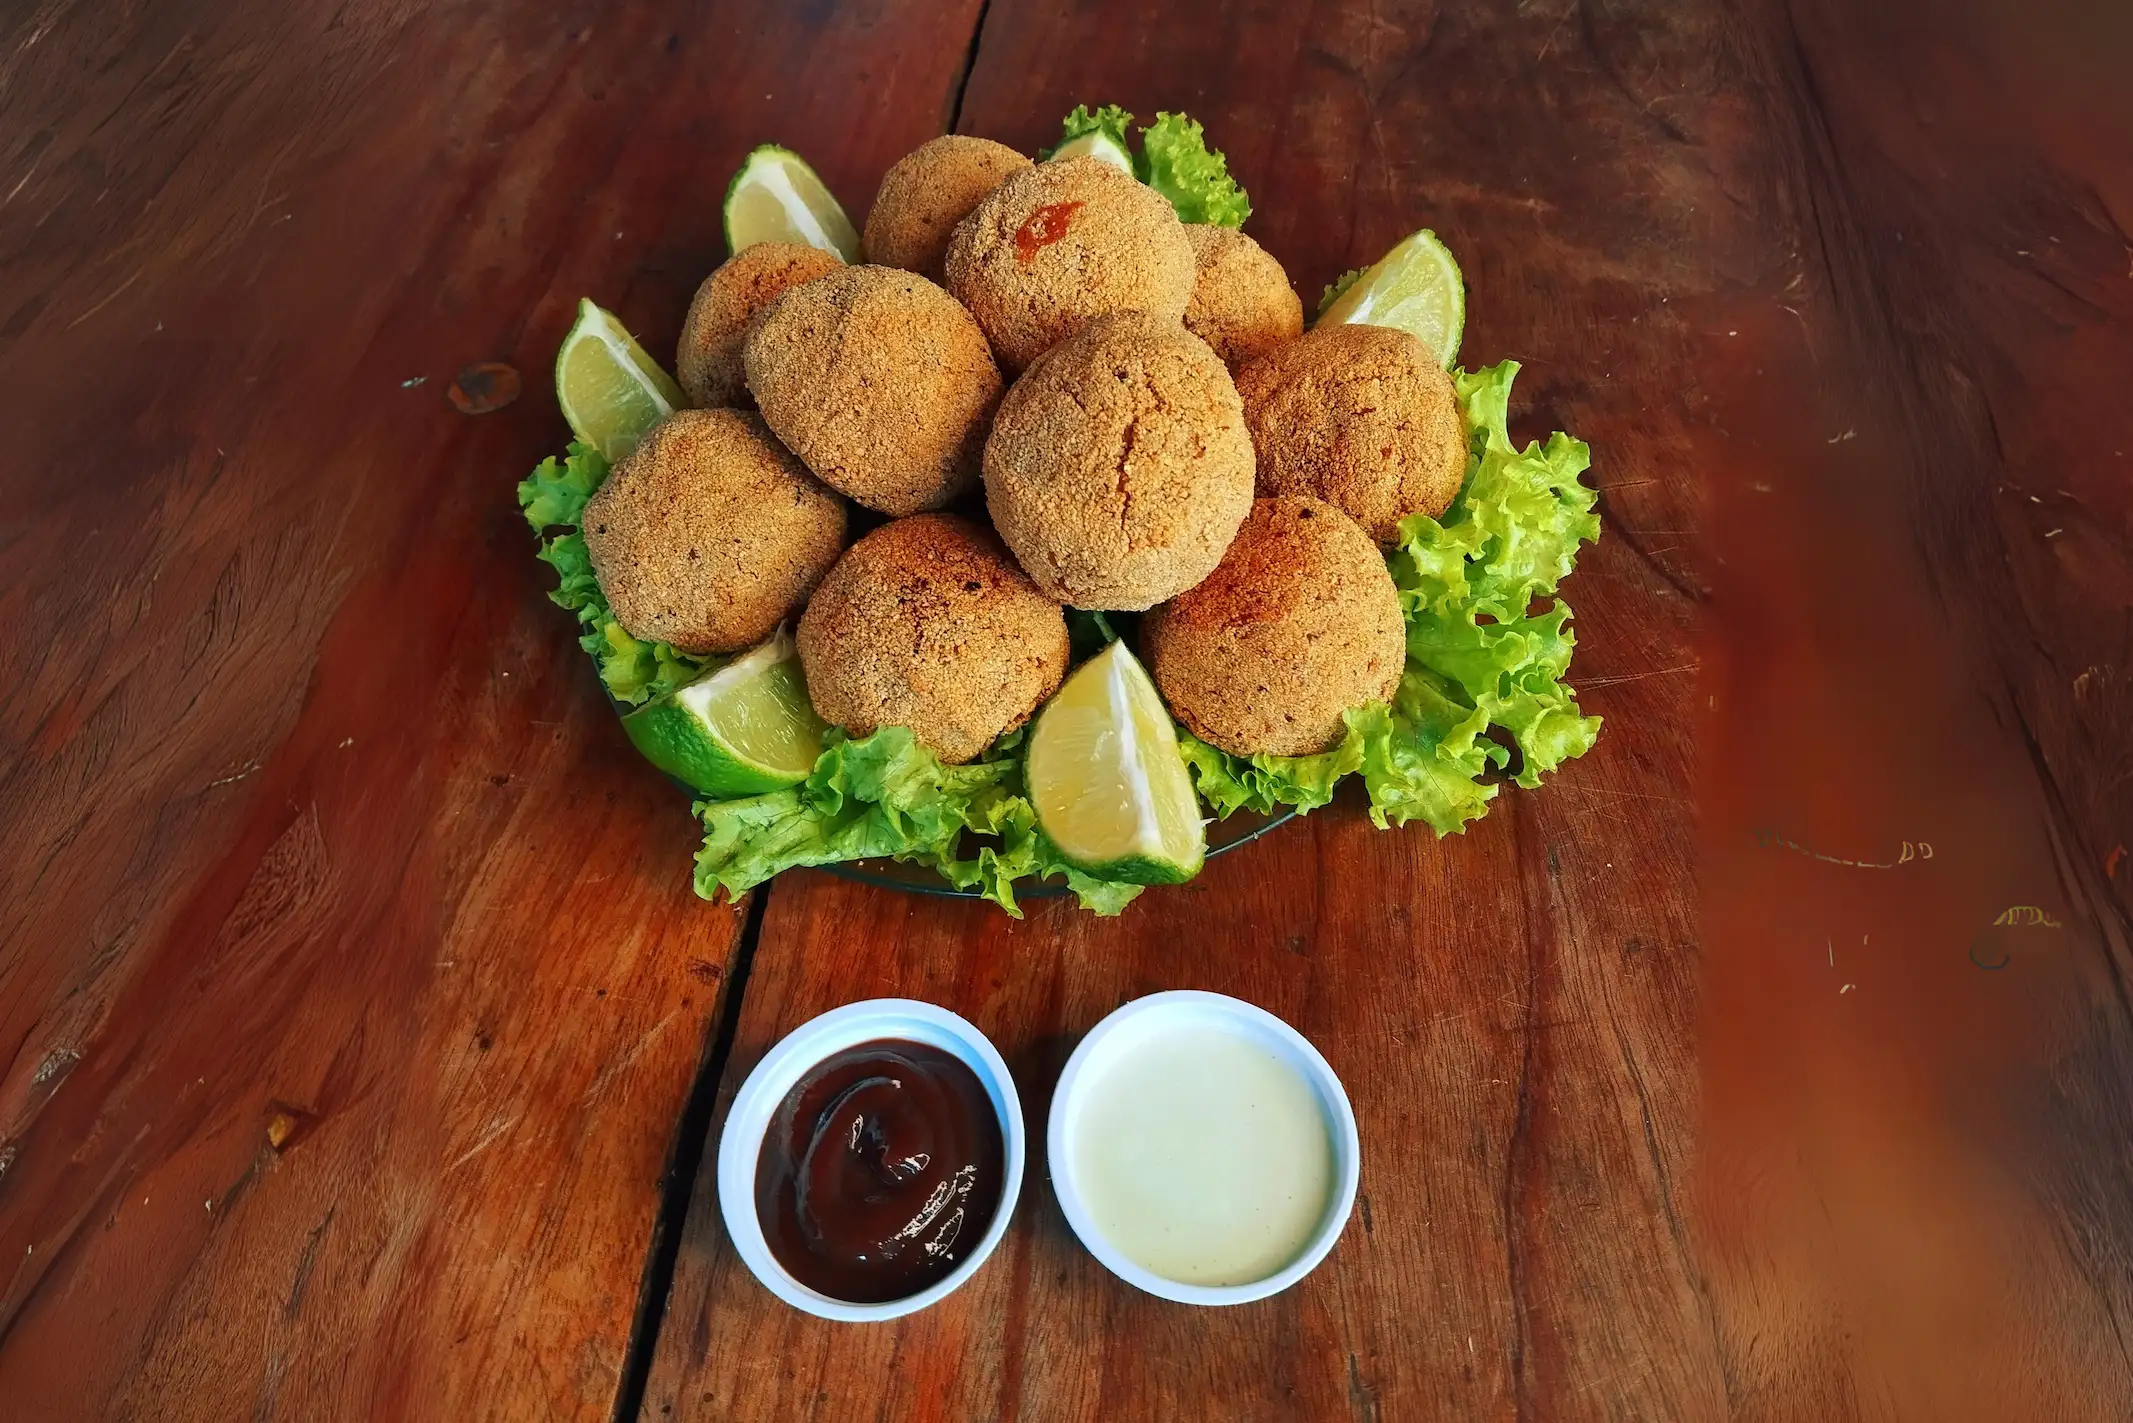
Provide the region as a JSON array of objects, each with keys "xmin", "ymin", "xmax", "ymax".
[
  {"xmin": 643, "ymin": 2, "xmax": 2133, "ymax": 1421},
  {"xmin": 0, "ymin": 0, "xmax": 979, "ymax": 1418},
  {"xmin": 4, "ymin": 0, "xmax": 2131, "ymax": 1419}
]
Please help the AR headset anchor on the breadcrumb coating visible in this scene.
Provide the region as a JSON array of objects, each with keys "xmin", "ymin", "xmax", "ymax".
[
  {"xmin": 863, "ymin": 135, "xmax": 1032, "ymax": 284},
  {"xmin": 944, "ymin": 157, "xmax": 1194, "ymax": 370},
  {"xmin": 796, "ymin": 513, "xmax": 1068, "ymax": 764},
  {"xmin": 583, "ymin": 409, "xmax": 847, "ymax": 655},
  {"xmin": 1234, "ymin": 323, "xmax": 1467, "ymax": 544},
  {"xmin": 984, "ymin": 313, "xmax": 1253, "ymax": 610},
  {"xmin": 1142, "ymin": 496, "xmax": 1404, "ymax": 757},
  {"xmin": 1182, "ymin": 225, "xmax": 1303, "ymax": 370},
  {"xmin": 744, "ymin": 265, "xmax": 1003, "ymax": 516},
  {"xmin": 675, "ymin": 242, "xmax": 843, "ymax": 410}
]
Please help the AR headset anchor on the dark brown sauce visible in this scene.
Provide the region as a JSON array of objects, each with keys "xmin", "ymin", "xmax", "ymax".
[
  {"xmin": 754, "ymin": 1038, "xmax": 1005, "ymax": 1303},
  {"xmin": 1013, "ymin": 200, "xmax": 1085, "ymax": 264}
]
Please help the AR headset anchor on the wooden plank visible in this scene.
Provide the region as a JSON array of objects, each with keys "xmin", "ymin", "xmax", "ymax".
[
  {"xmin": 0, "ymin": 0, "xmax": 981, "ymax": 1418},
  {"xmin": 643, "ymin": 0, "xmax": 2133, "ymax": 1419}
]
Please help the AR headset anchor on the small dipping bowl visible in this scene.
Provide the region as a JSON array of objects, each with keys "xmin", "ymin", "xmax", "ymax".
[
  {"xmin": 1047, "ymin": 990, "xmax": 1360, "ymax": 1306},
  {"xmin": 718, "ymin": 998, "xmax": 1026, "ymax": 1322}
]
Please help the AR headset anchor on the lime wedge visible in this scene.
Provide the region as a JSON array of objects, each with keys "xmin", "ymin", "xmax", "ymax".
[
  {"xmin": 621, "ymin": 629, "xmax": 827, "ymax": 797},
  {"xmin": 1048, "ymin": 131, "xmax": 1135, "ymax": 176},
  {"xmin": 1026, "ymin": 640, "xmax": 1205, "ymax": 884},
  {"xmin": 1316, "ymin": 228, "xmax": 1465, "ymax": 368},
  {"xmin": 723, "ymin": 145, "xmax": 861, "ymax": 262},
  {"xmin": 555, "ymin": 298, "xmax": 686, "ymax": 463}
]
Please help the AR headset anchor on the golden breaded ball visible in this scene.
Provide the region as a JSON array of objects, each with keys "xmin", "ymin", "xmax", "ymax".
[
  {"xmin": 796, "ymin": 514, "xmax": 1068, "ymax": 764},
  {"xmin": 1234, "ymin": 323, "xmax": 1468, "ymax": 544},
  {"xmin": 984, "ymin": 313, "xmax": 1253, "ymax": 611},
  {"xmin": 582, "ymin": 409, "xmax": 847, "ymax": 655},
  {"xmin": 944, "ymin": 157, "xmax": 1194, "ymax": 370},
  {"xmin": 675, "ymin": 242, "xmax": 843, "ymax": 409},
  {"xmin": 863, "ymin": 135, "xmax": 1032, "ymax": 284},
  {"xmin": 1182, "ymin": 225, "xmax": 1303, "ymax": 370},
  {"xmin": 1142, "ymin": 496, "xmax": 1404, "ymax": 757},
  {"xmin": 744, "ymin": 265, "xmax": 1003, "ymax": 516}
]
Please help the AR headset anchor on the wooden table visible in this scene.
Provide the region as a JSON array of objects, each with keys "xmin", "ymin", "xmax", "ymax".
[{"xmin": 3, "ymin": 0, "xmax": 2129, "ymax": 1417}]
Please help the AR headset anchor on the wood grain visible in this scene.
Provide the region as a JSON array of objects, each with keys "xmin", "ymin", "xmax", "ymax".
[
  {"xmin": 0, "ymin": 0, "xmax": 979, "ymax": 1418},
  {"xmin": 5, "ymin": 0, "xmax": 2129, "ymax": 1417},
  {"xmin": 643, "ymin": 1, "xmax": 2133, "ymax": 1420}
]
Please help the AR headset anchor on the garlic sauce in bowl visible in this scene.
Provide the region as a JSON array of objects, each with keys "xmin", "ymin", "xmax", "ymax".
[{"xmin": 1047, "ymin": 991, "xmax": 1360, "ymax": 1305}]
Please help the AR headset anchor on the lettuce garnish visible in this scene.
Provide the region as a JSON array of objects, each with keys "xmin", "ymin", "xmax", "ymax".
[
  {"xmin": 526, "ymin": 101, "xmax": 1599, "ymax": 912},
  {"xmin": 1180, "ymin": 360, "xmax": 1601, "ymax": 833},
  {"xmin": 1046, "ymin": 103, "xmax": 1134, "ymax": 160},
  {"xmin": 1318, "ymin": 268, "xmax": 1366, "ymax": 316},
  {"xmin": 521, "ymin": 360, "xmax": 1596, "ymax": 910},
  {"xmin": 1043, "ymin": 106, "xmax": 1250, "ymax": 228},
  {"xmin": 522, "ymin": 358, "xmax": 1596, "ymax": 911},
  {"xmin": 694, "ymin": 728, "xmax": 1142, "ymax": 917},
  {"xmin": 1139, "ymin": 113, "xmax": 1250, "ymax": 227},
  {"xmin": 517, "ymin": 442, "xmax": 705, "ymax": 705}
]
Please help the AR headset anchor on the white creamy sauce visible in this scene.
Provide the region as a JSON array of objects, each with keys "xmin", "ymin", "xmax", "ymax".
[{"xmin": 1072, "ymin": 1026, "xmax": 1334, "ymax": 1287}]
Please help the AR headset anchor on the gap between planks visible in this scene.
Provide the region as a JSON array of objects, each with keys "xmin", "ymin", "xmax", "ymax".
[{"xmin": 611, "ymin": 882, "xmax": 771, "ymax": 1423}]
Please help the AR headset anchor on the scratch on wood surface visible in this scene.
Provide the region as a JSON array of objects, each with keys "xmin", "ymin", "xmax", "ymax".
[
  {"xmin": 445, "ymin": 1114, "xmax": 518, "ymax": 1173},
  {"xmin": 65, "ymin": 270, "xmax": 143, "ymax": 330},
  {"xmin": 0, "ymin": 156, "xmax": 40, "ymax": 210},
  {"xmin": 206, "ymin": 761, "xmax": 260, "ymax": 789},
  {"xmin": 1578, "ymin": 663, "xmax": 1700, "ymax": 687},
  {"xmin": 581, "ymin": 1010, "xmax": 680, "ymax": 1109}
]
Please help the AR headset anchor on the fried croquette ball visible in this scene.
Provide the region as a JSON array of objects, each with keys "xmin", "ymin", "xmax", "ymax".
[
  {"xmin": 582, "ymin": 409, "xmax": 848, "ymax": 656},
  {"xmin": 1142, "ymin": 496, "xmax": 1404, "ymax": 757},
  {"xmin": 944, "ymin": 157, "xmax": 1194, "ymax": 370},
  {"xmin": 744, "ymin": 265, "xmax": 1003, "ymax": 516},
  {"xmin": 983, "ymin": 313, "xmax": 1253, "ymax": 611},
  {"xmin": 796, "ymin": 514, "xmax": 1068, "ymax": 764},
  {"xmin": 863, "ymin": 135, "xmax": 1032, "ymax": 283},
  {"xmin": 675, "ymin": 242, "xmax": 843, "ymax": 409},
  {"xmin": 1182, "ymin": 225, "xmax": 1303, "ymax": 370},
  {"xmin": 1234, "ymin": 323, "xmax": 1468, "ymax": 544}
]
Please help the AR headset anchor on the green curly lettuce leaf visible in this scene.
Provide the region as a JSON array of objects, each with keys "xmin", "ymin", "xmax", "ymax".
[
  {"xmin": 693, "ymin": 728, "xmax": 1141, "ymax": 917},
  {"xmin": 1317, "ymin": 268, "xmax": 1367, "ymax": 318},
  {"xmin": 517, "ymin": 442, "xmax": 604, "ymax": 530},
  {"xmin": 1044, "ymin": 103, "xmax": 1135, "ymax": 160},
  {"xmin": 1045, "ymin": 106, "xmax": 1251, "ymax": 227},
  {"xmin": 1138, "ymin": 112, "xmax": 1250, "ymax": 227},
  {"xmin": 517, "ymin": 441, "xmax": 705, "ymax": 706},
  {"xmin": 1181, "ymin": 359, "xmax": 1600, "ymax": 833},
  {"xmin": 1177, "ymin": 727, "xmax": 1362, "ymax": 819}
]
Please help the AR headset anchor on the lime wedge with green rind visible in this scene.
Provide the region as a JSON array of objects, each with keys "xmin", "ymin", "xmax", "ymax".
[
  {"xmin": 1026, "ymin": 640, "xmax": 1205, "ymax": 884},
  {"xmin": 621, "ymin": 629, "xmax": 826, "ymax": 797},
  {"xmin": 555, "ymin": 298, "xmax": 686, "ymax": 463},
  {"xmin": 1316, "ymin": 228, "xmax": 1466, "ymax": 368},
  {"xmin": 1048, "ymin": 131, "xmax": 1135, "ymax": 176},
  {"xmin": 723, "ymin": 144, "xmax": 861, "ymax": 262}
]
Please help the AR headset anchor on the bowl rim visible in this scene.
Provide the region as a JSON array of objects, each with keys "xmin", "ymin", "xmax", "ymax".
[
  {"xmin": 1044, "ymin": 989, "xmax": 1361, "ymax": 1306},
  {"xmin": 716, "ymin": 998, "xmax": 1027, "ymax": 1322}
]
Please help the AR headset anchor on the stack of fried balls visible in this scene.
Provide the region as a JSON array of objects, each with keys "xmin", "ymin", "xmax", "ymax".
[{"xmin": 583, "ymin": 135, "xmax": 1467, "ymax": 766}]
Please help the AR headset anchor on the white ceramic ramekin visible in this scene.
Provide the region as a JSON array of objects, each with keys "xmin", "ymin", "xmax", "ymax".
[
  {"xmin": 1046, "ymin": 989, "xmax": 1360, "ymax": 1306},
  {"xmin": 717, "ymin": 998, "xmax": 1026, "ymax": 1322}
]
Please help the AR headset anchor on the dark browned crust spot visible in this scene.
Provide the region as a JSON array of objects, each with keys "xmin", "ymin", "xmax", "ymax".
[{"xmin": 943, "ymin": 157, "xmax": 1195, "ymax": 371}]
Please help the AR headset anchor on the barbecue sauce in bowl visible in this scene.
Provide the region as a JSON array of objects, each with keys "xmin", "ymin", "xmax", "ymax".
[{"xmin": 754, "ymin": 1039, "xmax": 1006, "ymax": 1303}]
